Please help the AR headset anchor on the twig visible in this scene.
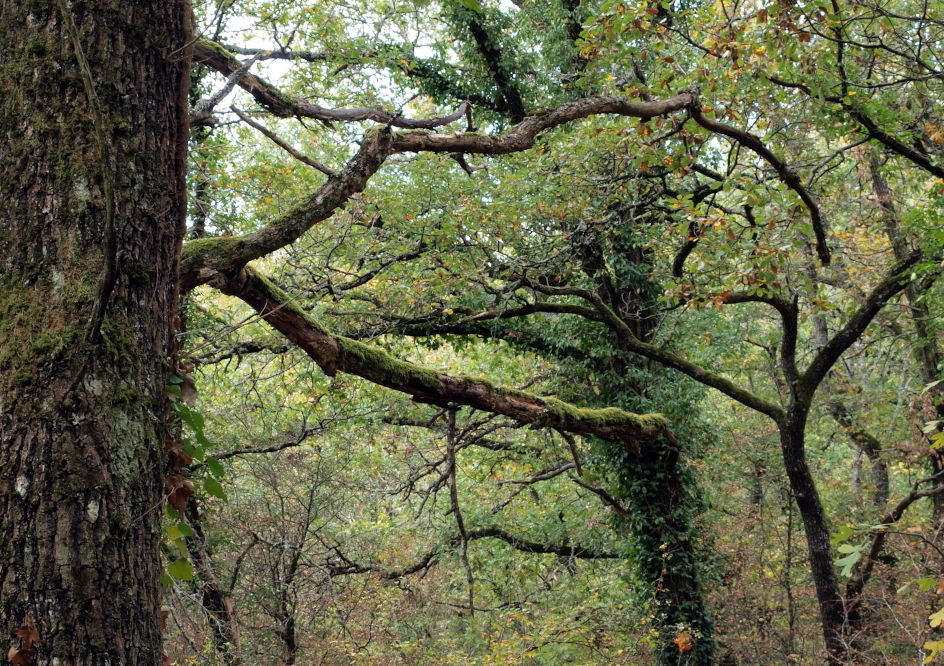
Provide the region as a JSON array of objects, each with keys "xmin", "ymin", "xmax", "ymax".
[{"xmin": 231, "ymin": 105, "xmax": 335, "ymax": 176}]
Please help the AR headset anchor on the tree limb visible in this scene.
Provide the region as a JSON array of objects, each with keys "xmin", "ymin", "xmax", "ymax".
[
  {"xmin": 214, "ymin": 266, "xmax": 670, "ymax": 449},
  {"xmin": 193, "ymin": 39, "xmax": 473, "ymax": 129},
  {"xmin": 688, "ymin": 105, "xmax": 831, "ymax": 265},
  {"xmin": 179, "ymin": 127, "xmax": 393, "ymax": 291},
  {"xmin": 800, "ymin": 250, "xmax": 923, "ymax": 402}
]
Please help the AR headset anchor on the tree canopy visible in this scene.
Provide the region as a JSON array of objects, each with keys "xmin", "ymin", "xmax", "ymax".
[{"xmin": 2, "ymin": 0, "xmax": 943, "ymax": 662}]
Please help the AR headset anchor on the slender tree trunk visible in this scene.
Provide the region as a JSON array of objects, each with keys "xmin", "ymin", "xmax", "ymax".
[
  {"xmin": 780, "ymin": 412, "xmax": 846, "ymax": 662},
  {"xmin": 0, "ymin": 1, "xmax": 188, "ymax": 662},
  {"xmin": 868, "ymin": 155, "xmax": 944, "ymax": 519},
  {"xmin": 186, "ymin": 501, "xmax": 242, "ymax": 664}
]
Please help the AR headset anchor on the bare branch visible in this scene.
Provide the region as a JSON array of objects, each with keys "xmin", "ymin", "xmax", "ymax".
[
  {"xmin": 194, "ymin": 39, "xmax": 472, "ymax": 129},
  {"xmin": 231, "ymin": 105, "xmax": 335, "ymax": 176}
]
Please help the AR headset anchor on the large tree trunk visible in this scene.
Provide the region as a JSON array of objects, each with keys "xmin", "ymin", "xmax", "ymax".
[{"xmin": 0, "ymin": 1, "xmax": 188, "ymax": 662}]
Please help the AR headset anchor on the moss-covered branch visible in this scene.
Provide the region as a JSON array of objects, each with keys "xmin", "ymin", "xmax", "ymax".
[
  {"xmin": 178, "ymin": 128, "xmax": 393, "ymax": 291},
  {"xmin": 215, "ymin": 266, "xmax": 668, "ymax": 449}
]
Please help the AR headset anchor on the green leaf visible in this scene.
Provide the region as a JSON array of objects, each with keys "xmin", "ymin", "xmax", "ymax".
[
  {"xmin": 206, "ymin": 456, "xmax": 225, "ymax": 479},
  {"xmin": 932, "ymin": 432, "xmax": 944, "ymax": 450},
  {"xmin": 835, "ymin": 551, "xmax": 861, "ymax": 578},
  {"xmin": 167, "ymin": 557, "xmax": 193, "ymax": 581},
  {"xmin": 830, "ymin": 525, "xmax": 856, "ymax": 546},
  {"xmin": 917, "ymin": 577, "xmax": 939, "ymax": 592},
  {"xmin": 453, "ymin": 0, "xmax": 483, "ymax": 13},
  {"xmin": 930, "ymin": 607, "xmax": 944, "ymax": 629},
  {"xmin": 203, "ymin": 477, "xmax": 227, "ymax": 501}
]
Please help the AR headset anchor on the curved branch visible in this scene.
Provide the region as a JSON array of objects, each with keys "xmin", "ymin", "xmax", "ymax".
[
  {"xmin": 390, "ymin": 93, "xmax": 695, "ymax": 155},
  {"xmin": 689, "ymin": 105, "xmax": 831, "ymax": 265},
  {"xmin": 179, "ymin": 127, "xmax": 393, "ymax": 291},
  {"xmin": 723, "ymin": 290, "xmax": 800, "ymax": 387},
  {"xmin": 215, "ymin": 266, "xmax": 670, "ymax": 449},
  {"xmin": 328, "ymin": 525, "xmax": 619, "ymax": 580},
  {"xmin": 563, "ymin": 282, "xmax": 786, "ymax": 422},
  {"xmin": 766, "ymin": 76, "xmax": 944, "ymax": 179}
]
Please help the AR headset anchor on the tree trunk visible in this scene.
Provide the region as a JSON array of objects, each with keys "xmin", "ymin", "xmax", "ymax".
[
  {"xmin": 780, "ymin": 414, "xmax": 846, "ymax": 662},
  {"xmin": 622, "ymin": 437, "xmax": 713, "ymax": 665},
  {"xmin": 0, "ymin": 1, "xmax": 188, "ymax": 662}
]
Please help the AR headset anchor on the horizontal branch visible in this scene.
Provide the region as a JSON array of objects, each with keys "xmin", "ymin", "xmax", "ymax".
[
  {"xmin": 327, "ymin": 525, "xmax": 619, "ymax": 579},
  {"xmin": 466, "ymin": 527, "xmax": 620, "ymax": 559},
  {"xmin": 193, "ymin": 39, "xmax": 472, "ymax": 129},
  {"xmin": 389, "ymin": 93, "xmax": 695, "ymax": 155},
  {"xmin": 215, "ymin": 266, "xmax": 669, "ymax": 449}
]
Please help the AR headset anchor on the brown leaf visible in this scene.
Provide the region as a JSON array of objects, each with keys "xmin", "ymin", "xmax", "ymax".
[
  {"xmin": 178, "ymin": 372, "xmax": 197, "ymax": 407},
  {"xmin": 15, "ymin": 625, "xmax": 38, "ymax": 650},
  {"xmin": 8, "ymin": 647, "xmax": 32, "ymax": 666},
  {"xmin": 673, "ymin": 631, "xmax": 693, "ymax": 653},
  {"xmin": 165, "ymin": 475, "xmax": 196, "ymax": 512}
]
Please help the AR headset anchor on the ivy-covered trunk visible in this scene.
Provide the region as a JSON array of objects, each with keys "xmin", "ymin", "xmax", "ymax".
[
  {"xmin": 0, "ymin": 1, "xmax": 188, "ymax": 662},
  {"xmin": 578, "ymin": 225, "xmax": 713, "ymax": 665},
  {"xmin": 610, "ymin": 433, "xmax": 712, "ymax": 665}
]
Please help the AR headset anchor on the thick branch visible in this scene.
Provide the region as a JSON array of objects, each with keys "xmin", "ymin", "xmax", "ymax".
[
  {"xmin": 389, "ymin": 93, "xmax": 695, "ymax": 155},
  {"xmin": 724, "ymin": 290, "xmax": 800, "ymax": 388},
  {"xmin": 800, "ymin": 251, "xmax": 922, "ymax": 402},
  {"xmin": 572, "ymin": 284, "xmax": 786, "ymax": 422},
  {"xmin": 179, "ymin": 128, "xmax": 393, "ymax": 291},
  {"xmin": 216, "ymin": 267, "xmax": 669, "ymax": 448}
]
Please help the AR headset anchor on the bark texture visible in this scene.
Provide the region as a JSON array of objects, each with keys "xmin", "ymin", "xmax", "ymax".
[{"xmin": 0, "ymin": 1, "xmax": 188, "ymax": 662}]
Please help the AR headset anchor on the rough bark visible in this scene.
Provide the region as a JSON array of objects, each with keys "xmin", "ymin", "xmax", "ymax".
[{"xmin": 0, "ymin": 0, "xmax": 188, "ymax": 662}]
